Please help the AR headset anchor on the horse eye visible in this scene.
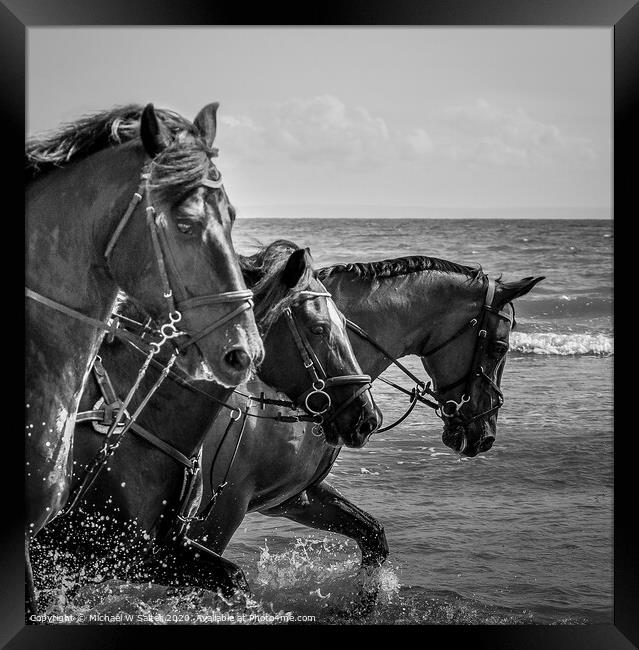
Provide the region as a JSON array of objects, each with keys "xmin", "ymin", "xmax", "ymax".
[
  {"xmin": 310, "ymin": 325, "xmax": 324, "ymax": 336},
  {"xmin": 176, "ymin": 221, "xmax": 193, "ymax": 234}
]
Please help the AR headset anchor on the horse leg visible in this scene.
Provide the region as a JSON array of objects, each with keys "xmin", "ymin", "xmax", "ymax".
[
  {"xmin": 137, "ymin": 489, "xmax": 252, "ymax": 599},
  {"xmin": 259, "ymin": 481, "xmax": 389, "ymax": 614},
  {"xmin": 136, "ymin": 536, "xmax": 249, "ymax": 599},
  {"xmin": 260, "ymin": 481, "xmax": 389, "ymax": 567},
  {"xmin": 25, "ymin": 538, "xmax": 37, "ymax": 621}
]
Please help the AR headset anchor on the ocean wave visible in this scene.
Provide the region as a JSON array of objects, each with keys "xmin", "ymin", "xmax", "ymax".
[{"xmin": 510, "ymin": 332, "xmax": 613, "ymax": 356}]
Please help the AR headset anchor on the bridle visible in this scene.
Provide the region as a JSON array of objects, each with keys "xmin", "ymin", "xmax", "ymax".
[
  {"xmin": 68, "ymin": 284, "xmax": 371, "ymax": 545},
  {"xmin": 103, "ymin": 164, "xmax": 255, "ymax": 355},
  {"xmin": 421, "ymin": 276, "xmax": 513, "ymax": 426},
  {"xmin": 27, "ymin": 164, "xmax": 253, "ymax": 352},
  {"xmin": 27, "ymin": 161, "xmax": 255, "ymax": 519},
  {"xmin": 282, "ymin": 289, "xmax": 373, "ymax": 437},
  {"xmin": 346, "ymin": 275, "xmax": 513, "ymax": 432}
]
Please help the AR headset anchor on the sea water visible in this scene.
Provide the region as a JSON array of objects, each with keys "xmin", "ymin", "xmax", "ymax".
[{"xmin": 33, "ymin": 217, "xmax": 613, "ymax": 624}]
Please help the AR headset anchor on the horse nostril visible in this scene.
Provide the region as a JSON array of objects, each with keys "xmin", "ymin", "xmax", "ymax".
[
  {"xmin": 358, "ymin": 415, "xmax": 377, "ymax": 436},
  {"xmin": 480, "ymin": 435, "xmax": 495, "ymax": 452},
  {"xmin": 223, "ymin": 348, "xmax": 251, "ymax": 372}
]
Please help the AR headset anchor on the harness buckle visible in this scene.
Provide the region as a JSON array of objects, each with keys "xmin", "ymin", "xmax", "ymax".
[{"xmin": 91, "ymin": 398, "xmax": 130, "ymax": 435}]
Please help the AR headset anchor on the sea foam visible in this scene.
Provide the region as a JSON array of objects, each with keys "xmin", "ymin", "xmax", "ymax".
[{"xmin": 510, "ymin": 332, "xmax": 612, "ymax": 356}]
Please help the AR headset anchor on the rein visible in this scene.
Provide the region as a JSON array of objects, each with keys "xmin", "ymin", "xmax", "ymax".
[
  {"xmin": 346, "ymin": 275, "xmax": 512, "ymax": 431},
  {"xmin": 71, "ymin": 285, "xmax": 374, "ymax": 543}
]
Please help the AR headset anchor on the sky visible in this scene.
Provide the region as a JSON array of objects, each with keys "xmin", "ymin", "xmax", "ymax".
[{"xmin": 27, "ymin": 28, "xmax": 612, "ymax": 218}]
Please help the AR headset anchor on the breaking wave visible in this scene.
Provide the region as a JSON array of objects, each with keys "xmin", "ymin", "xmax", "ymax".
[{"xmin": 510, "ymin": 332, "xmax": 613, "ymax": 356}]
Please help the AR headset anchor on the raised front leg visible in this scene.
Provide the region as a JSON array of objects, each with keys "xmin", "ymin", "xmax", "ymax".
[{"xmin": 259, "ymin": 481, "xmax": 389, "ymax": 568}]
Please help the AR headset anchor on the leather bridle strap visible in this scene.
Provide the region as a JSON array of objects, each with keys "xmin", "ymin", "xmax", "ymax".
[
  {"xmin": 108, "ymin": 326, "xmax": 320, "ymax": 423},
  {"xmin": 320, "ymin": 381, "xmax": 371, "ymax": 424},
  {"xmin": 176, "ymin": 295, "xmax": 254, "ymax": 351},
  {"xmin": 77, "ymin": 412, "xmax": 196, "ymax": 470},
  {"xmin": 59, "ymin": 351, "xmax": 177, "ymax": 518},
  {"xmin": 25, "ymin": 288, "xmax": 118, "ymax": 333},
  {"xmin": 284, "ymin": 307, "xmax": 326, "ymax": 385},
  {"xmin": 106, "ymin": 170, "xmax": 255, "ymax": 350},
  {"xmin": 421, "ymin": 318, "xmax": 479, "ymax": 358},
  {"xmin": 283, "ymin": 303, "xmax": 372, "ymax": 422},
  {"xmin": 376, "ymin": 375, "xmax": 440, "ymax": 409},
  {"xmin": 145, "ymin": 206, "xmax": 178, "ymax": 314},
  {"xmin": 179, "ymin": 290, "xmax": 255, "ymax": 310},
  {"xmin": 188, "ymin": 407, "xmax": 250, "ymax": 525},
  {"xmin": 346, "ymin": 318, "xmax": 429, "ymax": 389},
  {"xmin": 104, "ymin": 181, "xmax": 145, "ymax": 259}
]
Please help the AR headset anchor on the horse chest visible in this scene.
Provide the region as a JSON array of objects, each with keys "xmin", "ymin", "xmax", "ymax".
[{"xmin": 252, "ymin": 422, "xmax": 327, "ymax": 499}]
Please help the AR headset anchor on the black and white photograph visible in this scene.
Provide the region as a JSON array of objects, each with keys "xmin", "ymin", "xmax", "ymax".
[{"xmin": 10, "ymin": 3, "xmax": 634, "ymax": 642}]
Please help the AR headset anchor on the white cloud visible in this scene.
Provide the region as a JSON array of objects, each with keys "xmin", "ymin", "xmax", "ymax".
[
  {"xmin": 218, "ymin": 95, "xmax": 428, "ymax": 169},
  {"xmin": 215, "ymin": 95, "xmax": 598, "ymax": 171},
  {"xmin": 436, "ymin": 98, "xmax": 597, "ymax": 167}
]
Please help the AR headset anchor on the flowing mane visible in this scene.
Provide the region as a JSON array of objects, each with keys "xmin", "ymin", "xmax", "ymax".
[
  {"xmin": 318, "ymin": 255, "xmax": 484, "ymax": 282},
  {"xmin": 26, "ymin": 104, "xmax": 219, "ymax": 204},
  {"xmin": 239, "ymin": 240, "xmax": 315, "ymax": 334}
]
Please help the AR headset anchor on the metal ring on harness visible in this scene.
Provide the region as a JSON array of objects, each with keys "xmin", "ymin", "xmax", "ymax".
[
  {"xmin": 439, "ymin": 394, "xmax": 471, "ymax": 418},
  {"xmin": 229, "ymin": 407, "xmax": 243, "ymax": 422},
  {"xmin": 90, "ymin": 397, "xmax": 131, "ymax": 435},
  {"xmin": 304, "ymin": 379, "xmax": 332, "ymax": 415},
  {"xmin": 311, "ymin": 416, "xmax": 325, "ymax": 437}
]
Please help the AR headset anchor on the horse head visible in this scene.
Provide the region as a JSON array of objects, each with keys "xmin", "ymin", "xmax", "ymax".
[
  {"xmin": 108, "ymin": 103, "xmax": 263, "ymax": 387},
  {"xmin": 421, "ymin": 275, "xmax": 544, "ymax": 457},
  {"xmin": 245, "ymin": 241, "xmax": 380, "ymax": 448}
]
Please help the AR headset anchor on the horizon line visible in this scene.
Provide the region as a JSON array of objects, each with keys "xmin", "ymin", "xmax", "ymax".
[{"xmin": 235, "ymin": 215, "xmax": 612, "ymax": 220}]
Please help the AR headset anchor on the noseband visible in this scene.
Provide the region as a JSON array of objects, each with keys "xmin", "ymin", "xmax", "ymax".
[
  {"xmin": 422, "ymin": 277, "xmax": 513, "ymax": 426},
  {"xmin": 283, "ymin": 290, "xmax": 372, "ymax": 436}
]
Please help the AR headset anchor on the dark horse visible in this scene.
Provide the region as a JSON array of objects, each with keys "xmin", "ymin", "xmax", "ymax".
[
  {"xmin": 25, "ymin": 103, "xmax": 263, "ymax": 614},
  {"xmin": 184, "ymin": 251, "xmax": 543, "ymax": 608},
  {"xmin": 36, "ymin": 242, "xmax": 379, "ymax": 604}
]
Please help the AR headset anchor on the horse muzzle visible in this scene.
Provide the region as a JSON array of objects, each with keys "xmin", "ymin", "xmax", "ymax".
[{"xmin": 442, "ymin": 417, "xmax": 496, "ymax": 457}]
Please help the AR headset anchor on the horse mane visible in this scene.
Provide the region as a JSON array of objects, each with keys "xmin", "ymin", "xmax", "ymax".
[
  {"xmin": 113, "ymin": 239, "xmax": 315, "ymax": 338},
  {"xmin": 238, "ymin": 239, "xmax": 315, "ymax": 334},
  {"xmin": 317, "ymin": 255, "xmax": 484, "ymax": 283},
  {"xmin": 26, "ymin": 104, "xmax": 218, "ymax": 204}
]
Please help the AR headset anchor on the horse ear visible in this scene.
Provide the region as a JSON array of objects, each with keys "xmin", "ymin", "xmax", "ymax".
[
  {"xmin": 193, "ymin": 102, "xmax": 220, "ymax": 148},
  {"xmin": 282, "ymin": 248, "xmax": 312, "ymax": 288},
  {"xmin": 496, "ymin": 276, "xmax": 545, "ymax": 305},
  {"xmin": 140, "ymin": 103, "xmax": 171, "ymax": 157}
]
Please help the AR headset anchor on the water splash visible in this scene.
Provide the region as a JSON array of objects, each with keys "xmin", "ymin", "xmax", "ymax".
[{"xmin": 256, "ymin": 537, "xmax": 360, "ymax": 589}]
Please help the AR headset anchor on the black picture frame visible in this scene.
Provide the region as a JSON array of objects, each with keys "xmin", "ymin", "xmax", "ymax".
[{"xmin": 5, "ymin": 0, "xmax": 634, "ymax": 646}]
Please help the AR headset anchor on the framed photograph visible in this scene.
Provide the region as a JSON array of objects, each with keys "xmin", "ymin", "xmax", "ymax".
[{"xmin": 7, "ymin": 0, "xmax": 635, "ymax": 646}]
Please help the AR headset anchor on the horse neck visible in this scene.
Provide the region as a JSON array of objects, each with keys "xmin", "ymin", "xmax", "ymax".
[
  {"xmin": 325, "ymin": 271, "xmax": 481, "ymax": 379},
  {"xmin": 26, "ymin": 142, "xmax": 148, "ymax": 327}
]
